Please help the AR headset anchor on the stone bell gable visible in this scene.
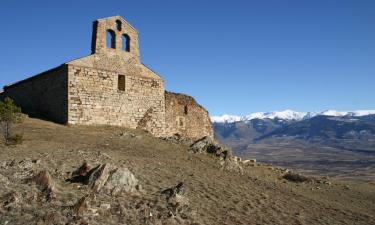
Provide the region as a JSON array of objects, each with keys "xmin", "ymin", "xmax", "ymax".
[
  {"xmin": 91, "ymin": 16, "xmax": 140, "ymax": 62},
  {"xmin": 1, "ymin": 16, "xmax": 213, "ymax": 140}
]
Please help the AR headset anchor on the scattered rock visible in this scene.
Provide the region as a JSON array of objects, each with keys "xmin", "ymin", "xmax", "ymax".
[
  {"xmin": 85, "ymin": 164, "xmax": 112, "ymax": 192},
  {"xmin": 32, "ymin": 159, "xmax": 41, "ymax": 164},
  {"xmin": 0, "ymin": 173, "xmax": 9, "ymax": 186},
  {"xmin": 100, "ymin": 203, "xmax": 111, "ymax": 210},
  {"xmin": 232, "ymin": 156, "xmax": 242, "ymax": 162},
  {"xmin": 72, "ymin": 162, "xmax": 92, "ymax": 177},
  {"xmin": 67, "ymin": 162, "xmax": 93, "ymax": 183},
  {"xmin": 18, "ymin": 159, "xmax": 33, "ymax": 170},
  {"xmin": 28, "ymin": 170, "xmax": 55, "ymax": 199},
  {"xmin": 189, "ymin": 137, "xmax": 245, "ymax": 175},
  {"xmin": 162, "ymin": 134, "xmax": 194, "ymax": 145},
  {"xmin": 162, "ymin": 182, "xmax": 190, "ymax": 217},
  {"xmin": 72, "ymin": 196, "xmax": 90, "ymax": 215},
  {"xmin": 221, "ymin": 158, "xmax": 244, "ymax": 175},
  {"xmin": 120, "ymin": 131, "xmax": 138, "ymax": 139},
  {"xmin": 190, "ymin": 136, "xmax": 231, "ymax": 160},
  {"xmin": 162, "ymin": 182, "xmax": 185, "ymax": 199},
  {"xmin": 103, "ymin": 167, "xmax": 139, "ymax": 195},
  {"xmin": 41, "ymin": 212, "xmax": 66, "ymax": 225},
  {"xmin": 97, "ymin": 151, "xmax": 111, "ymax": 159},
  {"xmin": 1, "ymin": 191, "xmax": 19, "ymax": 208},
  {"xmin": 242, "ymin": 159, "xmax": 257, "ymax": 167},
  {"xmin": 68, "ymin": 163, "xmax": 139, "ymax": 196}
]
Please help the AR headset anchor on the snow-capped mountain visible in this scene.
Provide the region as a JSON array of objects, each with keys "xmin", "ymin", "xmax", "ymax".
[
  {"xmin": 210, "ymin": 114, "xmax": 242, "ymax": 123},
  {"xmin": 243, "ymin": 110, "xmax": 307, "ymax": 121},
  {"xmin": 211, "ymin": 109, "xmax": 375, "ymax": 123}
]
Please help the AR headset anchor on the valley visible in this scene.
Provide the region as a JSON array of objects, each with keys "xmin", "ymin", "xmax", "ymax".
[{"xmin": 213, "ymin": 110, "xmax": 375, "ymax": 181}]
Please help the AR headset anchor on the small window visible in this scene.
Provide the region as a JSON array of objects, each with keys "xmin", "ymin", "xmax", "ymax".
[
  {"xmin": 116, "ymin": 20, "xmax": 122, "ymax": 31},
  {"xmin": 184, "ymin": 106, "xmax": 188, "ymax": 115},
  {"xmin": 106, "ymin": 30, "xmax": 116, "ymax": 49},
  {"xmin": 177, "ymin": 117, "xmax": 185, "ymax": 129},
  {"xmin": 122, "ymin": 34, "xmax": 130, "ymax": 52},
  {"xmin": 179, "ymin": 118, "xmax": 184, "ymax": 127},
  {"xmin": 118, "ymin": 75, "xmax": 125, "ymax": 91}
]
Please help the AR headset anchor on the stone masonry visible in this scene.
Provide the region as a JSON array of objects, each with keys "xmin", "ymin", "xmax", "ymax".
[
  {"xmin": 1, "ymin": 16, "xmax": 213, "ymax": 140},
  {"xmin": 165, "ymin": 92, "xmax": 213, "ymax": 140}
]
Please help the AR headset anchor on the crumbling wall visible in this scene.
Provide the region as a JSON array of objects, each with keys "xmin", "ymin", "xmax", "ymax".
[
  {"xmin": 1, "ymin": 66, "xmax": 68, "ymax": 123},
  {"xmin": 67, "ymin": 64, "xmax": 166, "ymax": 136},
  {"xmin": 165, "ymin": 91, "xmax": 214, "ymax": 141}
]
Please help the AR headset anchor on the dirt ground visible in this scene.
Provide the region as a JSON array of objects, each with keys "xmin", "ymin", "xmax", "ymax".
[{"xmin": 1, "ymin": 118, "xmax": 375, "ymax": 225}]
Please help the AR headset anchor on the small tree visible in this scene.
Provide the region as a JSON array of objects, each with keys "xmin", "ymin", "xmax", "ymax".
[{"xmin": 0, "ymin": 97, "xmax": 24, "ymax": 144}]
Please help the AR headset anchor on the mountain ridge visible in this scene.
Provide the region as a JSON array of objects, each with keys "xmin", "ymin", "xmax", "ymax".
[{"xmin": 211, "ymin": 109, "xmax": 375, "ymax": 123}]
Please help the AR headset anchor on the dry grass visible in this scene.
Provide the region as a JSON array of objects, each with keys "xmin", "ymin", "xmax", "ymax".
[{"xmin": 0, "ymin": 118, "xmax": 375, "ymax": 224}]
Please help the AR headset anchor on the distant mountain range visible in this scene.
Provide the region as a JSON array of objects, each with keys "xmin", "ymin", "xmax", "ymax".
[
  {"xmin": 212, "ymin": 110, "xmax": 375, "ymax": 180},
  {"xmin": 212, "ymin": 109, "xmax": 375, "ymax": 153},
  {"xmin": 211, "ymin": 109, "xmax": 375, "ymax": 123}
]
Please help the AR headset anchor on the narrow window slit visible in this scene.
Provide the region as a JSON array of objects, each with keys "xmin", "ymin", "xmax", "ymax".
[{"xmin": 118, "ymin": 75, "xmax": 125, "ymax": 91}]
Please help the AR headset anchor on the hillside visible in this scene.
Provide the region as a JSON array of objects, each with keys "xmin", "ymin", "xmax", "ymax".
[{"xmin": 1, "ymin": 118, "xmax": 375, "ymax": 224}]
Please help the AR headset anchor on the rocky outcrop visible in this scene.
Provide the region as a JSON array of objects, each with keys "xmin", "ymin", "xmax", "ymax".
[
  {"xmin": 84, "ymin": 164, "xmax": 112, "ymax": 192},
  {"xmin": 189, "ymin": 136, "xmax": 246, "ymax": 174},
  {"xmin": 161, "ymin": 182, "xmax": 191, "ymax": 220},
  {"xmin": 68, "ymin": 163, "xmax": 139, "ymax": 195},
  {"xmin": 190, "ymin": 136, "xmax": 232, "ymax": 160}
]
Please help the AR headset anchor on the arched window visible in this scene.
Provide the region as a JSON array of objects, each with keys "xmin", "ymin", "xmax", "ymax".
[
  {"xmin": 116, "ymin": 20, "xmax": 122, "ymax": 31},
  {"xmin": 106, "ymin": 30, "xmax": 116, "ymax": 49},
  {"xmin": 122, "ymin": 34, "xmax": 130, "ymax": 52},
  {"xmin": 184, "ymin": 106, "xmax": 188, "ymax": 115}
]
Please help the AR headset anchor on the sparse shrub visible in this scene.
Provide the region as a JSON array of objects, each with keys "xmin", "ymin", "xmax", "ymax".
[
  {"xmin": 6, "ymin": 134, "xmax": 23, "ymax": 146},
  {"xmin": 0, "ymin": 97, "xmax": 24, "ymax": 145},
  {"xmin": 283, "ymin": 172, "xmax": 311, "ymax": 183}
]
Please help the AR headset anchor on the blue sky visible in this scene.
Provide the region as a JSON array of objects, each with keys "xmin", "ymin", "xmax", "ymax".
[{"xmin": 0, "ymin": 0, "xmax": 374, "ymax": 116}]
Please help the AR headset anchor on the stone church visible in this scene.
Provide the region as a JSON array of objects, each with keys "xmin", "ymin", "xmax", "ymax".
[{"xmin": 0, "ymin": 16, "xmax": 213, "ymax": 141}]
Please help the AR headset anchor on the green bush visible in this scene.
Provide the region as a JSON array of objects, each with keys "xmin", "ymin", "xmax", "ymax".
[{"xmin": 0, "ymin": 97, "xmax": 24, "ymax": 145}]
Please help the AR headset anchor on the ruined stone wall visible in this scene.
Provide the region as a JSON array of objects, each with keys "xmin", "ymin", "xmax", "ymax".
[
  {"xmin": 67, "ymin": 64, "xmax": 166, "ymax": 136},
  {"xmin": 165, "ymin": 91, "xmax": 214, "ymax": 141},
  {"xmin": 1, "ymin": 66, "xmax": 68, "ymax": 123}
]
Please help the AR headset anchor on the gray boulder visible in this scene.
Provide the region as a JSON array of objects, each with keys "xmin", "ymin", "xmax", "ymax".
[{"xmin": 103, "ymin": 167, "xmax": 139, "ymax": 195}]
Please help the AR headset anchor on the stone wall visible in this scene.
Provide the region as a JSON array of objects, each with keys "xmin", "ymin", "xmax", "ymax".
[
  {"xmin": 165, "ymin": 91, "xmax": 214, "ymax": 141},
  {"xmin": 0, "ymin": 16, "xmax": 214, "ymax": 140},
  {"xmin": 65, "ymin": 16, "xmax": 167, "ymax": 137},
  {"xmin": 92, "ymin": 16, "xmax": 140, "ymax": 63},
  {"xmin": 1, "ymin": 66, "xmax": 68, "ymax": 123},
  {"xmin": 67, "ymin": 64, "xmax": 166, "ymax": 136}
]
